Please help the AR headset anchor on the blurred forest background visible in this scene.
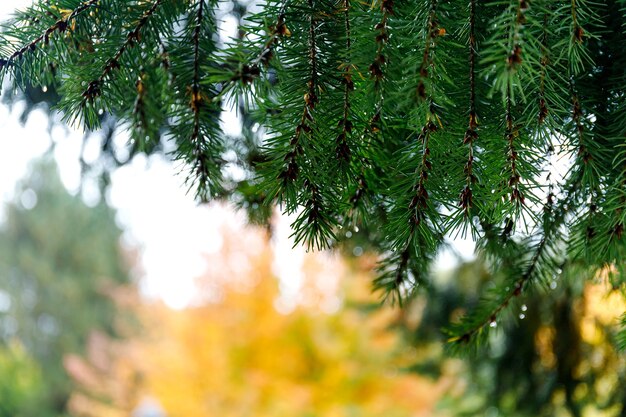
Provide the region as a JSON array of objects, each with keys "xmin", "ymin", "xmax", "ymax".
[{"xmin": 0, "ymin": 158, "xmax": 625, "ymax": 417}]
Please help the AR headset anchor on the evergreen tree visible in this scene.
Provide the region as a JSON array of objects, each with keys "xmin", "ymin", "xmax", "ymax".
[
  {"xmin": 0, "ymin": 160, "xmax": 132, "ymax": 416},
  {"xmin": 1, "ymin": 0, "xmax": 626, "ymax": 349}
]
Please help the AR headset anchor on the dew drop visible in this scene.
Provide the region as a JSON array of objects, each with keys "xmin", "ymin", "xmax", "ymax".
[
  {"xmin": 550, "ymin": 281, "xmax": 557, "ymax": 290},
  {"xmin": 345, "ymin": 231, "xmax": 352, "ymax": 238},
  {"xmin": 354, "ymin": 226, "xmax": 360, "ymax": 233},
  {"xmin": 98, "ymin": 108, "xmax": 104, "ymax": 115},
  {"xmin": 519, "ymin": 313, "xmax": 526, "ymax": 320},
  {"xmin": 521, "ymin": 304, "xmax": 527, "ymax": 312},
  {"xmin": 42, "ymin": 85, "xmax": 48, "ymax": 92},
  {"xmin": 489, "ymin": 321, "xmax": 497, "ymax": 328}
]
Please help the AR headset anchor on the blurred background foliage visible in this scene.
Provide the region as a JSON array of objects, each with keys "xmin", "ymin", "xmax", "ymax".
[
  {"xmin": 0, "ymin": 160, "xmax": 132, "ymax": 417},
  {"xmin": 0, "ymin": 341, "xmax": 43, "ymax": 416},
  {"xmin": 0, "ymin": 159, "xmax": 624, "ymax": 416},
  {"xmin": 63, "ymin": 212, "xmax": 450, "ymax": 417},
  {"xmin": 399, "ymin": 261, "xmax": 626, "ymax": 417}
]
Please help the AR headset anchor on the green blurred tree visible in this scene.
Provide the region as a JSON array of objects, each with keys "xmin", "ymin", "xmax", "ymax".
[
  {"xmin": 0, "ymin": 341, "xmax": 44, "ymax": 417},
  {"xmin": 397, "ymin": 259, "xmax": 626, "ymax": 416},
  {"xmin": 0, "ymin": 159, "xmax": 131, "ymax": 417}
]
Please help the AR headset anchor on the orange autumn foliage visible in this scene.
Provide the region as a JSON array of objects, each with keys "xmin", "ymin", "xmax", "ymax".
[
  {"xmin": 137, "ymin": 226, "xmax": 446, "ymax": 417},
  {"xmin": 67, "ymin": 221, "xmax": 447, "ymax": 417}
]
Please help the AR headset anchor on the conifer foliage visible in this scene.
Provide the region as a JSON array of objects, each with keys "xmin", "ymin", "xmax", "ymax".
[{"xmin": 1, "ymin": 0, "xmax": 626, "ymax": 350}]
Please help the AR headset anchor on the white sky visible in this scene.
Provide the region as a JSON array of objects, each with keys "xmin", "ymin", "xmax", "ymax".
[{"xmin": 0, "ymin": 0, "xmax": 472, "ymax": 310}]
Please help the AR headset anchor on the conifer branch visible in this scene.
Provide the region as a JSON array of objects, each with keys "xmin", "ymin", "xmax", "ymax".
[
  {"xmin": 307, "ymin": 0, "xmax": 318, "ymax": 104},
  {"xmin": 133, "ymin": 72, "xmax": 148, "ymax": 134},
  {"xmin": 250, "ymin": 1, "xmax": 289, "ymax": 68},
  {"xmin": 537, "ymin": 12, "xmax": 549, "ymax": 125},
  {"xmin": 448, "ymin": 189, "xmax": 566, "ymax": 347},
  {"xmin": 571, "ymin": 0, "xmax": 585, "ymax": 45},
  {"xmin": 460, "ymin": 0, "xmax": 478, "ymax": 216},
  {"xmin": 369, "ymin": 0, "xmax": 393, "ymax": 91},
  {"xmin": 0, "ymin": 0, "xmax": 99, "ymax": 70},
  {"xmin": 502, "ymin": 0, "xmax": 528, "ymax": 208},
  {"xmin": 512, "ymin": 0, "xmax": 528, "ymax": 63},
  {"xmin": 188, "ymin": 0, "xmax": 213, "ymax": 199},
  {"xmin": 409, "ymin": 122, "xmax": 436, "ymax": 226},
  {"xmin": 416, "ymin": 0, "xmax": 440, "ymax": 101},
  {"xmin": 291, "ymin": 178, "xmax": 336, "ymax": 251},
  {"xmin": 82, "ymin": 0, "xmax": 163, "ymax": 102},
  {"xmin": 570, "ymin": 86, "xmax": 590, "ymax": 164},
  {"xmin": 231, "ymin": 1, "xmax": 289, "ymax": 84},
  {"xmin": 368, "ymin": 0, "xmax": 393, "ymax": 132},
  {"xmin": 335, "ymin": 0, "xmax": 353, "ymax": 164},
  {"xmin": 564, "ymin": 0, "xmax": 595, "ymax": 77},
  {"xmin": 2, "ymin": 0, "xmax": 626, "ymax": 356},
  {"xmin": 190, "ymin": 0, "xmax": 205, "ymax": 125},
  {"xmin": 387, "ymin": 0, "xmax": 442, "ymax": 296},
  {"xmin": 505, "ymin": 84, "xmax": 523, "ymax": 206},
  {"xmin": 410, "ymin": 0, "xmax": 440, "ymax": 224},
  {"xmin": 390, "ymin": 245, "xmax": 412, "ymax": 306},
  {"xmin": 348, "ymin": 0, "xmax": 396, "ymax": 210},
  {"xmin": 568, "ymin": 80, "xmax": 598, "ymax": 247},
  {"xmin": 277, "ymin": 0, "xmax": 318, "ymax": 188},
  {"xmin": 346, "ymin": 0, "xmax": 394, "ymax": 211},
  {"xmin": 292, "ymin": 0, "xmax": 332, "ymax": 246}
]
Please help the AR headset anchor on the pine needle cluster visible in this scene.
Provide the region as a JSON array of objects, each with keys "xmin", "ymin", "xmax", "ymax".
[{"xmin": 2, "ymin": 0, "xmax": 626, "ymax": 351}]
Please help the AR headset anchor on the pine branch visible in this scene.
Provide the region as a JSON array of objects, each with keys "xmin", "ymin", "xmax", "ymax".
[
  {"xmin": 249, "ymin": 1, "xmax": 290, "ymax": 68},
  {"xmin": 132, "ymin": 72, "xmax": 149, "ymax": 140},
  {"xmin": 276, "ymin": 0, "xmax": 318, "ymax": 191},
  {"xmin": 1, "ymin": 0, "xmax": 626, "ymax": 355},
  {"xmin": 335, "ymin": 0, "xmax": 353, "ymax": 165},
  {"xmin": 376, "ymin": 0, "xmax": 445, "ymax": 303},
  {"xmin": 345, "ymin": 0, "xmax": 396, "ymax": 213},
  {"xmin": 504, "ymin": 83, "xmax": 524, "ymax": 207},
  {"xmin": 0, "ymin": 0, "xmax": 99, "ymax": 70},
  {"xmin": 229, "ymin": 1, "xmax": 289, "ymax": 86},
  {"xmin": 537, "ymin": 11, "xmax": 549, "ymax": 125},
  {"xmin": 416, "ymin": 0, "xmax": 441, "ymax": 101},
  {"xmin": 374, "ymin": 244, "xmax": 411, "ymax": 306},
  {"xmin": 502, "ymin": 0, "xmax": 529, "ymax": 209},
  {"xmin": 446, "ymin": 185, "xmax": 570, "ymax": 353},
  {"xmin": 188, "ymin": 0, "xmax": 213, "ymax": 201},
  {"xmin": 459, "ymin": 0, "xmax": 478, "ymax": 217},
  {"xmin": 82, "ymin": 0, "xmax": 163, "ymax": 102},
  {"xmin": 369, "ymin": 0, "xmax": 393, "ymax": 93},
  {"xmin": 410, "ymin": 123, "xmax": 436, "ymax": 227}
]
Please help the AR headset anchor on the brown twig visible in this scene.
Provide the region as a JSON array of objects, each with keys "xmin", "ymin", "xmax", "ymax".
[{"xmin": 0, "ymin": 0, "xmax": 100, "ymax": 69}]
